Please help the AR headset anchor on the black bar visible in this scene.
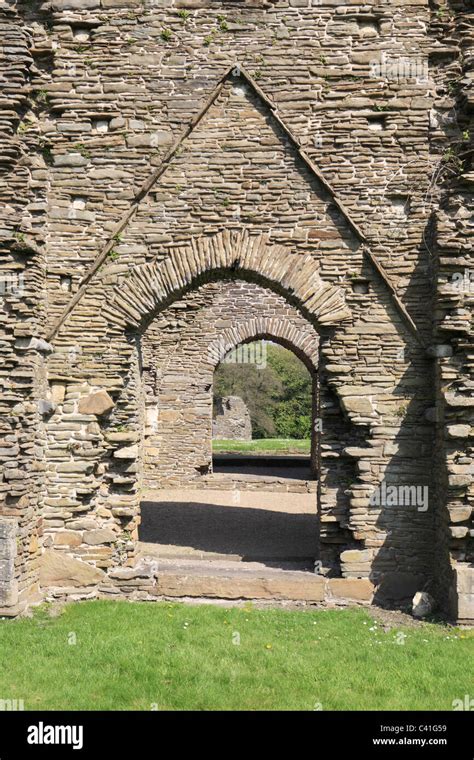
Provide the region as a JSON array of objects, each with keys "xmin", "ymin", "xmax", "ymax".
[{"xmin": 0, "ymin": 711, "xmax": 471, "ymax": 757}]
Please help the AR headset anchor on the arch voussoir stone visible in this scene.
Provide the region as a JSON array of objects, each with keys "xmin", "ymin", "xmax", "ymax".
[
  {"xmin": 107, "ymin": 231, "xmax": 350, "ymax": 332},
  {"xmin": 207, "ymin": 314, "xmax": 320, "ymax": 371}
]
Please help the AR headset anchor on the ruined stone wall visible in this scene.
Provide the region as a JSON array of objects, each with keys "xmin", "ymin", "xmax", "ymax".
[
  {"xmin": 0, "ymin": 0, "xmax": 470, "ymax": 616},
  {"xmin": 0, "ymin": 1, "xmax": 53, "ymax": 613},
  {"xmin": 213, "ymin": 396, "xmax": 252, "ymax": 441},
  {"xmin": 429, "ymin": 1, "xmax": 473, "ymax": 622},
  {"xmin": 39, "ymin": 224, "xmax": 434, "ymax": 595}
]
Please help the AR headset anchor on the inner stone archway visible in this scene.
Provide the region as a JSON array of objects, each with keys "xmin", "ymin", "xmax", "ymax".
[
  {"xmin": 141, "ymin": 278, "xmax": 321, "ymax": 489},
  {"xmin": 137, "ymin": 276, "xmax": 324, "ymax": 573}
]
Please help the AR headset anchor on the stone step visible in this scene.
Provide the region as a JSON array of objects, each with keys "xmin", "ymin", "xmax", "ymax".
[
  {"xmin": 131, "ymin": 557, "xmax": 375, "ymax": 604},
  {"xmin": 202, "ymin": 474, "xmax": 317, "ymax": 493},
  {"xmin": 150, "ymin": 558, "xmax": 326, "ymax": 602},
  {"xmin": 137, "ymin": 541, "xmax": 315, "ymax": 569}
]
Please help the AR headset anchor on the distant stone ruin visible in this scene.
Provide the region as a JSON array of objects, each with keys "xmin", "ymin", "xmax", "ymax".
[{"xmin": 213, "ymin": 396, "xmax": 252, "ymax": 442}]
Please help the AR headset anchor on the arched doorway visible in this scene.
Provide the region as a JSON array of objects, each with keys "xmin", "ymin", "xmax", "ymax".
[
  {"xmin": 138, "ymin": 278, "xmax": 322, "ymax": 575},
  {"xmin": 44, "ymin": 231, "xmax": 363, "ymax": 601},
  {"xmin": 140, "ymin": 279, "xmax": 321, "ymax": 489}
]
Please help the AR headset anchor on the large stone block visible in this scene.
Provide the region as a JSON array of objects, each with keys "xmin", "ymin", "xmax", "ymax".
[
  {"xmin": 328, "ymin": 578, "xmax": 374, "ymax": 601},
  {"xmin": 78, "ymin": 390, "xmax": 114, "ymax": 416},
  {"xmin": 154, "ymin": 568, "xmax": 325, "ymax": 601},
  {"xmin": 340, "ymin": 549, "xmax": 371, "ymax": 563},
  {"xmin": 40, "ymin": 550, "xmax": 106, "ymax": 588},
  {"xmin": 83, "ymin": 529, "xmax": 117, "ymax": 545},
  {"xmin": 51, "ymin": 1, "xmax": 100, "ymax": 11},
  {"xmin": 340, "ymin": 396, "xmax": 375, "ymax": 415},
  {"xmin": 0, "ymin": 521, "xmax": 17, "ymax": 607}
]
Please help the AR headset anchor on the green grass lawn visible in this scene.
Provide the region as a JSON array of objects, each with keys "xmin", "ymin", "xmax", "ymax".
[
  {"xmin": 213, "ymin": 438, "xmax": 310, "ymax": 454},
  {"xmin": 0, "ymin": 601, "xmax": 472, "ymax": 711}
]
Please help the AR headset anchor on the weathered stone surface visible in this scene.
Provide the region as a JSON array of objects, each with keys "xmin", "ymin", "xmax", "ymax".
[
  {"xmin": 108, "ymin": 564, "xmax": 156, "ymax": 581},
  {"xmin": 0, "ymin": 521, "xmax": 17, "ymax": 607},
  {"xmin": 155, "ymin": 569, "xmax": 325, "ymax": 602},
  {"xmin": 78, "ymin": 391, "xmax": 114, "ymax": 416},
  {"xmin": 114, "ymin": 445, "xmax": 139, "ymax": 459},
  {"xmin": 340, "ymin": 549, "xmax": 371, "ymax": 563},
  {"xmin": 327, "ymin": 578, "xmax": 374, "ymax": 601},
  {"xmin": 53, "ymin": 531, "xmax": 82, "ymax": 547},
  {"xmin": 447, "ymin": 425, "xmax": 471, "ymax": 439},
  {"xmin": 340, "ymin": 396, "xmax": 375, "ymax": 416},
  {"xmin": 83, "ymin": 529, "xmax": 117, "ymax": 546},
  {"xmin": 40, "ymin": 550, "xmax": 106, "ymax": 588},
  {"xmin": 448, "ymin": 507, "xmax": 472, "ymax": 524},
  {"xmin": 52, "ymin": 0, "xmax": 100, "ymax": 8}
]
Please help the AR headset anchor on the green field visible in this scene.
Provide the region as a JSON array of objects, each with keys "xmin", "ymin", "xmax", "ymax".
[
  {"xmin": 213, "ymin": 438, "xmax": 311, "ymax": 454},
  {"xmin": 0, "ymin": 601, "xmax": 471, "ymax": 711}
]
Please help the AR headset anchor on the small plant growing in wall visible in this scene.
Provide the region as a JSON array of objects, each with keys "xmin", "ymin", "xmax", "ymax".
[
  {"xmin": 436, "ymin": 4, "xmax": 454, "ymax": 22},
  {"xmin": 33, "ymin": 89, "xmax": 50, "ymax": 107},
  {"xmin": 40, "ymin": 141, "xmax": 53, "ymax": 166},
  {"xmin": 446, "ymin": 78, "xmax": 460, "ymax": 97},
  {"xmin": 395, "ymin": 402, "xmax": 409, "ymax": 419},
  {"xmin": 161, "ymin": 28, "xmax": 172, "ymax": 42},
  {"xmin": 217, "ymin": 15, "xmax": 229, "ymax": 32},
  {"xmin": 442, "ymin": 147, "xmax": 464, "ymax": 176},
  {"xmin": 178, "ymin": 10, "xmax": 190, "ymax": 23},
  {"xmin": 72, "ymin": 143, "xmax": 91, "ymax": 159},
  {"xmin": 108, "ymin": 249, "xmax": 120, "ymax": 262},
  {"xmin": 17, "ymin": 121, "xmax": 32, "ymax": 135}
]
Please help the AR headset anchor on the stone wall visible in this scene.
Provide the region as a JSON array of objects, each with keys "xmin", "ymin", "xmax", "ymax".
[
  {"xmin": 39, "ymin": 227, "xmax": 435, "ymax": 595},
  {"xmin": 0, "ymin": 2, "xmax": 51, "ymax": 614},
  {"xmin": 430, "ymin": 1, "xmax": 473, "ymax": 622},
  {"xmin": 0, "ymin": 0, "xmax": 470, "ymax": 617}
]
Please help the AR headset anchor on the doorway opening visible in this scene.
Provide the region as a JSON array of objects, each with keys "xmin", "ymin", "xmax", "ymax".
[
  {"xmin": 212, "ymin": 340, "xmax": 317, "ymax": 488},
  {"xmin": 137, "ymin": 278, "xmax": 323, "ymax": 598}
]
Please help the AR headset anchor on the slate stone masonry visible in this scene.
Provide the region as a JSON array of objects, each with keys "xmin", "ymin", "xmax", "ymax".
[{"xmin": 0, "ymin": 0, "xmax": 471, "ymax": 619}]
